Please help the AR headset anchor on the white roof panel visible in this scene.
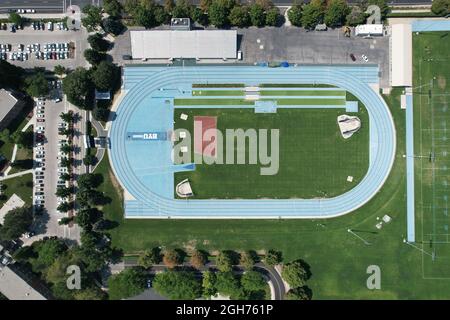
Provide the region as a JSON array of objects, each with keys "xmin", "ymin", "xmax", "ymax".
[
  {"xmin": 391, "ymin": 24, "xmax": 412, "ymax": 87},
  {"xmin": 130, "ymin": 30, "xmax": 237, "ymax": 59}
]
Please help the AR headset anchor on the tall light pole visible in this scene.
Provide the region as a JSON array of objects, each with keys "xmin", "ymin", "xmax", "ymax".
[
  {"xmin": 347, "ymin": 229, "xmax": 371, "ymax": 245},
  {"xmin": 403, "ymin": 239, "xmax": 435, "ymax": 261}
]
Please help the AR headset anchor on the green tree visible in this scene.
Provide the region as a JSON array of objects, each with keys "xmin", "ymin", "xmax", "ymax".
[
  {"xmin": 84, "ymin": 48, "xmax": 107, "ymax": 65},
  {"xmin": 60, "ymin": 173, "xmax": 71, "ymax": 181},
  {"xmin": 83, "ymin": 154, "xmax": 97, "ymax": 166},
  {"xmin": 249, "ymin": 3, "xmax": 265, "ymax": 27},
  {"xmin": 301, "ymin": 1, "xmax": 323, "ymax": 30},
  {"xmin": 241, "ymin": 270, "xmax": 266, "ymax": 292},
  {"xmin": 191, "ymin": 7, "xmax": 209, "ymax": 25},
  {"xmin": 208, "ymin": 0, "xmax": 236, "ymax": 27},
  {"xmin": 103, "ymin": 0, "xmax": 123, "ymax": 17},
  {"xmin": 346, "ymin": 5, "xmax": 367, "ymax": 26},
  {"xmin": 239, "ymin": 251, "xmax": 256, "ymax": 270},
  {"xmin": 78, "ymin": 173, "xmax": 103, "ymax": 190},
  {"xmin": 62, "ymin": 67, "xmax": 93, "ymax": 109},
  {"xmin": 74, "ymin": 287, "xmax": 107, "ymax": 300},
  {"xmin": 0, "ymin": 207, "xmax": 33, "ymax": 240},
  {"xmin": 324, "ymin": 0, "xmax": 349, "ymax": 28},
  {"xmin": 153, "ymin": 270, "xmax": 202, "ymax": 299},
  {"xmin": 54, "ymin": 65, "xmax": 67, "ymax": 76},
  {"xmin": 265, "ymin": 7, "xmax": 281, "ymax": 26},
  {"xmin": 102, "ymin": 17, "xmax": 125, "ymax": 35},
  {"xmin": 215, "ymin": 251, "xmax": 234, "ymax": 272},
  {"xmin": 202, "ymin": 270, "xmax": 217, "ymax": 298},
  {"xmin": 285, "ymin": 286, "xmax": 312, "ymax": 300},
  {"xmin": 9, "ymin": 13, "xmax": 23, "ymax": 26},
  {"xmin": 108, "ymin": 267, "xmax": 147, "ymax": 300},
  {"xmin": 288, "ymin": 2, "xmax": 303, "ymax": 26},
  {"xmin": 31, "ymin": 238, "xmax": 68, "ymax": 273},
  {"xmin": 91, "ymin": 61, "xmax": 119, "ymax": 91},
  {"xmin": 13, "ymin": 131, "xmax": 34, "ymax": 148},
  {"xmin": 93, "ymin": 106, "xmax": 110, "ymax": 122},
  {"xmin": 88, "ymin": 33, "xmax": 110, "ymax": 52},
  {"xmin": 25, "ymin": 72, "xmax": 49, "ymax": 98},
  {"xmin": 229, "ymin": 5, "xmax": 250, "ymax": 27},
  {"xmin": 75, "ymin": 208, "xmax": 103, "ymax": 228},
  {"xmin": 82, "ymin": 4, "xmax": 103, "ymax": 31},
  {"xmin": 215, "ymin": 272, "xmax": 243, "ymax": 299},
  {"xmin": 265, "ymin": 250, "xmax": 282, "ymax": 266},
  {"xmin": 60, "ymin": 144, "xmax": 72, "ymax": 154},
  {"xmin": 58, "ymin": 216, "xmax": 74, "ymax": 225},
  {"xmin": 60, "ymin": 111, "xmax": 74, "ymax": 123},
  {"xmin": 281, "ymin": 260, "xmax": 311, "ymax": 288},
  {"xmin": 431, "ymin": 0, "xmax": 449, "ymax": 16},
  {"xmin": 137, "ymin": 247, "xmax": 162, "ymax": 268},
  {"xmin": 172, "ymin": 0, "xmax": 193, "ymax": 18},
  {"xmin": 56, "ymin": 186, "xmax": 72, "ymax": 198},
  {"xmin": 60, "ymin": 157, "xmax": 71, "ymax": 167},
  {"xmin": 154, "ymin": 5, "xmax": 171, "ymax": 24},
  {"xmin": 133, "ymin": 4, "xmax": 161, "ymax": 28},
  {"xmin": 0, "ymin": 60, "xmax": 24, "ymax": 90}
]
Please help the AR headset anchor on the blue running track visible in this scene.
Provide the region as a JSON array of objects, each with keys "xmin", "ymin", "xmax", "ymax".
[{"xmin": 109, "ymin": 66, "xmax": 396, "ymax": 219}]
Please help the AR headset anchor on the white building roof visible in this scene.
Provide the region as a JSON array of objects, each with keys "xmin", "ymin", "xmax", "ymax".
[
  {"xmin": 130, "ymin": 30, "xmax": 237, "ymax": 59},
  {"xmin": 0, "ymin": 266, "xmax": 47, "ymax": 300},
  {"xmin": 355, "ymin": 24, "xmax": 383, "ymax": 36},
  {"xmin": 0, "ymin": 89, "xmax": 18, "ymax": 123},
  {"xmin": 391, "ymin": 24, "xmax": 412, "ymax": 87}
]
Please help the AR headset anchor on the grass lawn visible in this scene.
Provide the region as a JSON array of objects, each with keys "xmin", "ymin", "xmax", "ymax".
[
  {"xmin": 0, "ymin": 174, "xmax": 33, "ymax": 207},
  {"xmin": 174, "ymin": 98, "xmax": 345, "ymax": 106},
  {"xmin": 0, "ymin": 108, "xmax": 32, "ymax": 163},
  {"xmin": 413, "ymin": 32, "xmax": 450, "ymax": 278},
  {"xmin": 259, "ymin": 90, "xmax": 346, "ymax": 96},
  {"xmin": 174, "ymin": 107, "xmax": 368, "ymax": 199}
]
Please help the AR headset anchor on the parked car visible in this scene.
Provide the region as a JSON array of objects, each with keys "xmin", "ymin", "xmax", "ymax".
[
  {"xmin": 350, "ymin": 53, "xmax": 356, "ymax": 61},
  {"xmin": 361, "ymin": 54, "xmax": 369, "ymax": 62}
]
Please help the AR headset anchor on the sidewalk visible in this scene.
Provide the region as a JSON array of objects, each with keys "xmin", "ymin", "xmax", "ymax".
[{"xmin": 0, "ymin": 13, "xmax": 66, "ymax": 19}]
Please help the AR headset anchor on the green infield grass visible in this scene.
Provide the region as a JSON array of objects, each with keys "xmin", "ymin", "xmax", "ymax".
[{"xmin": 173, "ymin": 107, "xmax": 368, "ymax": 199}]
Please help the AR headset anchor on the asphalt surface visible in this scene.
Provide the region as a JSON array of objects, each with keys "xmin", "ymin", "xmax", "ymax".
[{"xmin": 0, "ymin": 0, "xmax": 433, "ymax": 14}]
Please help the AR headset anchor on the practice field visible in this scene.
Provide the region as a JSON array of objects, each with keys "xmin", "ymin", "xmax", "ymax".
[
  {"xmin": 174, "ymin": 107, "xmax": 369, "ymax": 199},
  {"xmin": 413, "ymin": 32, "xmax": 450, "ymax": 278}
]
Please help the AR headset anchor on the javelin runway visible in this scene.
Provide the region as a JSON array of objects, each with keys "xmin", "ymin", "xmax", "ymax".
[{"xmin": 109, "ymin": 66, "xmax": 396, "ymax": 218}]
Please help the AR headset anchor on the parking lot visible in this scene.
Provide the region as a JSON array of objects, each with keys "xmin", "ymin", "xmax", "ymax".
[
  {"xmin": 31, "ymin": 82, "xmax": 80, "ymax": 240},
  {"xmin": 238, "ymin": 27, "xmax": 390, "ymax": 87},
  {"xmin": 0, "ymin": 21, "xmax": 88, "ymax": 69}
]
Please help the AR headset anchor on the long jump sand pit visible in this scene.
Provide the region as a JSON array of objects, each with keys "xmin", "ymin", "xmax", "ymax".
[{"xmin": 194, "ymin": 116, "xmax": 217, "ymax": 158}]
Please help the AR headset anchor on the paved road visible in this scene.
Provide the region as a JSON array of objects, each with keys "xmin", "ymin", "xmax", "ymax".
[
  {"xmin": 112, "ymin": 259, "xmax": 286, "ymax": 300},
  {"xmin": 0, "ymin": 0, "xmax": 433, "ymax": 14}
]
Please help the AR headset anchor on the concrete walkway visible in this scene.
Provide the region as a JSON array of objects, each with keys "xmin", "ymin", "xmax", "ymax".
[{"xmin": 0, "ymin": 169, "xmax": 33, "ymax": 181}]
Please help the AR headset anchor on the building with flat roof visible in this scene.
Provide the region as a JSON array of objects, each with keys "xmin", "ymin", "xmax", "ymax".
[
  {"xmin": 130, "ymin": 30, "xmax": 237, "ymax": 60},
  {"xmin": 390, "ymin": 24, "xmax": 412, "ymax": 87},
  {"xmin": 0, "ymin": 265, "xmax": 48, "ymax": 300},
  {"xmin": 0, "ymin": 89, "xmax": 25, "ymax": 131}
]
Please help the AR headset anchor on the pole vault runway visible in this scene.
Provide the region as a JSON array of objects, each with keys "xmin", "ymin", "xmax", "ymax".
[{"xmin": 109, "ymin": 66, "xmax": 396, "ymax": 219}]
